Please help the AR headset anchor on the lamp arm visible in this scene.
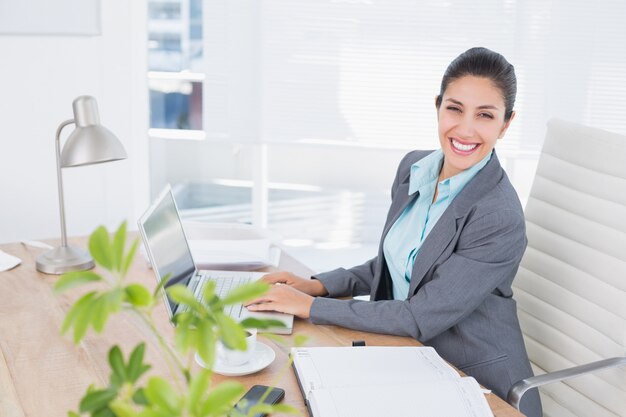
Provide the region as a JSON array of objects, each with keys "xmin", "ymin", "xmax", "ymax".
[{"xmin": 55, "ymin": 119, "xmax": 76, "ymax": 248}]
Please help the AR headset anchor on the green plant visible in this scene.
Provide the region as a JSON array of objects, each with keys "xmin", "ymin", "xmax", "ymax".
[{"xmin": 55, "ymin": 222, "xmax": 304, "ymax": 417}]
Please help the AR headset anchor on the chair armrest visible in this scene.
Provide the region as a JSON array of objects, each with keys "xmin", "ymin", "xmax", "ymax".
[{"xmin": 507, "ymin": 357, "xmax": 626, "ymax": 410}]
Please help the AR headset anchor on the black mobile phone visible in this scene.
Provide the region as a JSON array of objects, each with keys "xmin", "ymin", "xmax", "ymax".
[{"xmin": 232, "ymin": 385, "xmax": 285, "ymax": 417}]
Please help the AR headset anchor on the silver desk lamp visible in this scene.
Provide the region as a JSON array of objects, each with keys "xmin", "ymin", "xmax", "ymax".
[{"xmin": 36, "ymin": 96, "xmax": 127, "ymax": 274}]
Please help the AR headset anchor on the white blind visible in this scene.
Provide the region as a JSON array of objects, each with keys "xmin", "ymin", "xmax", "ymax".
[{"xmin": 203, "ymin": 0, "xmax": 626, "ymax": 149}]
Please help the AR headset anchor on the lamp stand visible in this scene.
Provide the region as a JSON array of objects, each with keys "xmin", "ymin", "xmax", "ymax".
[
  {"xmin": 36, "ymin": 246, "xmax": 95, "ymax": 274},
  {"xmin": 36, "ymin": 120, "xmax": 95, "ymax": 275}
]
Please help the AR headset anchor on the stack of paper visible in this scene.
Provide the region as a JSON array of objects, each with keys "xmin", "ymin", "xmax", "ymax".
[
  {"xmin": 141, "ymin": 222, "xmax": 281, "ymax": 271},
  {"xmin": 183, "ymin": 221, "xmax": 280, "ymax": 270},
  {"xmin": 187, "ymin": 238, "xmax": 277, "ymax": 270}
]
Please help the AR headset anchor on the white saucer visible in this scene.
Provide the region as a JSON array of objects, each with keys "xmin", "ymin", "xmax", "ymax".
[{"xmin": 195, "ymin": 342, "xmax": 276, "ymax": 376}]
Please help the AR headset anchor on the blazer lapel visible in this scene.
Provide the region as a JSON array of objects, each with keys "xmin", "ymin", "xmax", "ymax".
[
  {"xmin": 406, "ymin": 208, "xmax": 458, "ymax": 295},
  {"xmin": 380, "ymin": 150, "xmax": 436, "ymax": 242},
  {"xmin": 406, "ymin": 152, "xmax": 505, "ymax": 295},
  {"xmin": 370, "ymin": 172, "xmax": 418, "ymax": 300},
  {"xmin": 382, "ymin": 181, "xmax": 418, "ymax": 240}
]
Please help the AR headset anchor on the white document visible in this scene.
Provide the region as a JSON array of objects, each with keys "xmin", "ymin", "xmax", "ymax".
[
  {"xmin": 142, "ymin": 238, "xmax": 280, "ymax": 271},
  {"xmin": 291, "ymin": 346, "xmax": 493, "ymax": 417},
  {"xmin": 0, "ymin": 250, "xmax": 21, "ymax": 271},
  {"xmin": 188, "ymin": 238, "xmax": 274, "ymax": 270},
  {"xmin": 309, "ymin": 378, "xmax": 493, "ymax": 417},
  {"xmin": 292, "ymin": 346, "xmax": 459, "ymax": 397},
  {"xmin": 182, "ymin": 222, "xmax": 281, "ymax": 270}
]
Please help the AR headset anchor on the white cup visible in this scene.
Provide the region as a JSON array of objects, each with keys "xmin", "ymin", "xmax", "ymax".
[{"xmin": 218, "ymin": 329, "xmax": 257, "ymax": 367}]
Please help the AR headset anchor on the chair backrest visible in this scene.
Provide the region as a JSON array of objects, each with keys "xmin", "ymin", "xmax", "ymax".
[{"xmin": 513, "ymin": 119, "xmax": 626, "ymax": 417}]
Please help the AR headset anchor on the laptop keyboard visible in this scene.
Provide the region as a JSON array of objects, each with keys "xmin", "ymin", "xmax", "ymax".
[{"xmin": 198, "ymin": 273, "xmax": 254, "ymax": 318}]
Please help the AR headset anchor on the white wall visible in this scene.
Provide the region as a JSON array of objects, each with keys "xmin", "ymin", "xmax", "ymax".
[{"xmin": 0, "ymin": 1, "xmax": 148, "ymax": 244}]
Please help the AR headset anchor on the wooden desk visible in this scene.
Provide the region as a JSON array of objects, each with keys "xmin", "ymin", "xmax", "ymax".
[{"xmin": 0, "ymin": 238, "xmax": 524, "ymax": 417}]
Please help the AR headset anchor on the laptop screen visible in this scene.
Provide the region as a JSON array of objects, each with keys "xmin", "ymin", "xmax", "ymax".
[{"xmin": 139, "ymin": 187, "xmax": 196, "ymax": 315}]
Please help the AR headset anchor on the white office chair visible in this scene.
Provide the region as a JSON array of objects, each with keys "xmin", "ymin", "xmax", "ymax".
[{"xmin": 509, "ymin": 119, "xmax": 626, "ymax": 416}]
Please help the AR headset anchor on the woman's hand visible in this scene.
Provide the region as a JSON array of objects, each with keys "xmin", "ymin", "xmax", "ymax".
[
  {"xmin": 259, "ymin": 271, "xmax": 328, "ymax": 296},
  {"xmin": 243, "ymin": 271, "xmax": 328, "ymax": 318},
  {"xmin": 244, "ymin": 284, "xmax": 315, "ymax": 318}
]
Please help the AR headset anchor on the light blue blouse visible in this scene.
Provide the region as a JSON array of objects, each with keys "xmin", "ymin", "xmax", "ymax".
[{"xmin": 383, "ymin": 150, "xmax": 492, "ymax": 299}]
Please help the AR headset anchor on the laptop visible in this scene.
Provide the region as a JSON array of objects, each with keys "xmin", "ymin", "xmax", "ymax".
[{"xmin": 138, "ymin": 185, "xmax": 294, "ymax": 334}]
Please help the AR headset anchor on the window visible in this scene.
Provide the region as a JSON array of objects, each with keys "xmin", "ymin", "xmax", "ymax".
[
  {"xmin": 148, "ymin": 0, "xmax": 203, "ymax": 134},
  {"xmin": 147, "ymin": 0, "xmax": 626, "ymax": 271}
]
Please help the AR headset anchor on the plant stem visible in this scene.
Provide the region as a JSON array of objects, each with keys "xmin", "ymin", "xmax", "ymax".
[
  {"xmin": 132, "ymin": 309, "xmax": 188, "ymax": 391},
  {"xmin": 255, "ymin": 347, "xmax": 297, "ymax": 413}
]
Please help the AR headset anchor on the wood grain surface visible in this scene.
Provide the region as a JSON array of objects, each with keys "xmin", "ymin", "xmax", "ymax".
[{"xmin": 0, "ymin": 237, "xmax": 524, "ymax": 417}]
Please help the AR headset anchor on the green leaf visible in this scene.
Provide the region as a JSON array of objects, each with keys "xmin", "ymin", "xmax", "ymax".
[
  {"xmin": 239, "ymin": 317, "xmax": 286, "ymax": 330},
  {"xmin": 92, "ymin": 408, "xmax": 116, "ymax": 417},
  {"xmin": 171, "ymin": 311, "xmax": 193, "ymax": 326},
  {"xmin": 127, "ymin": 343, "xmax": 151, "ymax": 383},
  {"xmin": 91, "ymin": 296, "xmax": 110, "ymax": 333},
  {"xmin": 248, "ymin": 403, "xmax": 275, "ymax": 415},
  {"xmin": 259, "ymin": 333, "xmax": 286, "ymax": 346},
  {"xmin": 220, "ymin": 281, "xmax": 269, "ymax": 306},
  {"xmin": 294, "ymin": 334, "xmax": 309, "ymax": 347},
  {"xmin": 200, "ymin": 381, "xmax": 245, "ymax": 416},
  {"xmin": 172, "ymin": 310, "xmax": 194, "ymax": 352},
  {"xmin": 89, "ymin": 226, "xmax": 113, "ymax": 270},
  {"xmin": 79, "ymin": 388, "xmax": 117, "ymax": 413},
  {"xmin": 200, "ymin": 280, "xmax": 216, "ymax": 303},
  {"xmin": 166, "ymin": 285, "xmax": 204, "ymax": 312},
  {"xmin": 111, "ymin": 221, "xmax": 127, "ymax": 272},
  {"xmin": 85, "ymin": 290, "xmax": 122, "ymax": 337},
  {"xmin": 105, "ymin": 288, "xmax": 124, "ymax": 314},
  {"xmin": 54, "ymin": 271, "xmax": 102, "ymax": 293},
  {"xmin": 229, "ymin": 406, "xmax": 247, "ymax": 417},
  {"xmin": 188, "ymin": 370, "xmax": 211, "ymax": 415},
  {"xmin": 108, "ymin": 346, "xmax": 127, "ymax": 386},
  {"xmin": 122, "ymin": 238, "xmax": 140, "ymax": 276},
  {"xmin": 68, "ymin": 411, "xmax": 81, "ymax": 417},
  {"xmin": 109, "ymin": 399, "xmax": 136, "ymax": 417},
  {"xmin": 197, "ymin": 320, "xmax": 217, "ymax": 367},
  {"xmin": 216, "ymin": 313, "xmax": 247, "ymax": 350},
  {"xmin": 136, "ymin": 409, "xmax": 171, "ymax": 417},
  {"xmin": 270, "ymin": 403, "xmax": 301, "ymax": 414},
  {"xmin": 125, "ymin": 284, "xmax": 153, "ymax": 307},
  {"xmin": 61, "ymin": 291, "xmax": 97, "ymax": 336},
  {"xmin": 72, "ymin": 296, "xmax": 99, "ymax": 343},
  {"xmin": 132, "ymin": 388, "xmax": 149, "ymax": 406},
  {"xmin": 152, "ymin": 273, "xmax": 170, "ymax": 299},
  {"xmin": 174, "ymin": 323, "xmax": 198, "ymax": 354},
  {"xmin": 144, "ymin": 377, "xmax": 182, "ymax": 414}
]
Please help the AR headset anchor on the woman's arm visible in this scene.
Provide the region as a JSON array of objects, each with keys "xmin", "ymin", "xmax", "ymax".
[
  {"xmin": 258, "ymin": 271, "xmax": 328, "ymax": 296},
  {"xmin": 244, "ymin": 258, "xmax": 378, "ymax": 316},
  {"xmin": 311, "ymin": 151, "xmax": 421, "ymax": 297},
  {"xmin": 246, "ymin": 151, "xmax": 429, "ymax": 316},
  {"xmin": 310, "ymin": 208, "xmax": 526, "ymax": 341},
  {"xmin": 311, "ymin": 257, "xmax": 379, "ymax": 297}
]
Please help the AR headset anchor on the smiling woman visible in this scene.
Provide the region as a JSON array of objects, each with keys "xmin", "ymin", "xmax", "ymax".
[
  {"xmin": 435, "ymin": 47, "xmax": 517, "ymax": 179},
  {"xmin": 245, "ymin": 47, "xmax": 543, "ymax": 417},
  {"xmin": 436, "ymin": 76, "xmax": 513, "ymax": 179}
]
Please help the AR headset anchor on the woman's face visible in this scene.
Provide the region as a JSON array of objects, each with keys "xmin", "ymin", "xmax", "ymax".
[{"xmin": 436, "ymin": 75, "xmax": 514, "ymax": 180}]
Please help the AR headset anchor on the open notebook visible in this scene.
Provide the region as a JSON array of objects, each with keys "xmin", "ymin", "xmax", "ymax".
[{"xmin": 291, "ymin": 346, "xmax": 494, "ymax": 417}]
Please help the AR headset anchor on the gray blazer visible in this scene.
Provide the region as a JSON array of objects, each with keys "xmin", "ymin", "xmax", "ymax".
[{"xmin": 310, "ymin": 150, "xmax": 542, "ymax": 417}]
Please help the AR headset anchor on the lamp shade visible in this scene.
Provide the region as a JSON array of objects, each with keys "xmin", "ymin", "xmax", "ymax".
[{"xmin": 60, "ymin": 96, "xmax": 127, "ymax": 167}]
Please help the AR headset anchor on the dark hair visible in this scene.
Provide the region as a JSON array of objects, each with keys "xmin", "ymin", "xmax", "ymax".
[{"xmin": 436, "ymin": 47, "xmax": 516, "ymax": 121}]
